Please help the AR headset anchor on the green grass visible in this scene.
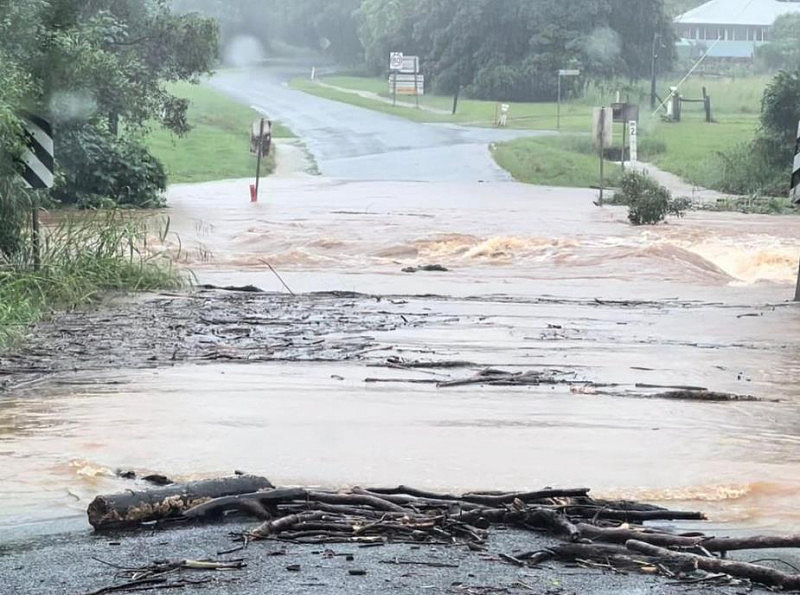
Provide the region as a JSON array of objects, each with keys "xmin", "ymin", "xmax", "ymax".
[
  {"xmin": 294, "ymin": 73, "xmax": 785, "ymax": 196},
  {"xmin": 146, "ymin": 82, "xmax": 293, "ymax": 184},
  {"xmin": 492, "ymin": 136, "xmax": 623, "ymax": 188},
  {"xmin": 292, "ymin": 77, "xmax": 592, "ymax": 131},
  {"xmin": 0, "ymin": 211, "xmax": 185, "ymax": 347}
]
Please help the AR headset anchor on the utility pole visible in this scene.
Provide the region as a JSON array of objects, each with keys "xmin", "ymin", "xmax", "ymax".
[{"xmin": 650, "ymin": 33, "xmax": 660, "ymax": 110}]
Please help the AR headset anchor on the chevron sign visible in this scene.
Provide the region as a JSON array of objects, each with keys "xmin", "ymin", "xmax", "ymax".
[
  {"xmin": 792, "ymin": 121, "xmax": 800, "ymax": 204},
  {"xmin": 18, "ymin": 113, "xmax": 54, "ymax": 189}
]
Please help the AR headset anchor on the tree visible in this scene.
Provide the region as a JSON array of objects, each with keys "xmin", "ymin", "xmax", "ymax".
[{"xmin": 756, "ymin": 13, "xmax": 800, "ymax": 72}]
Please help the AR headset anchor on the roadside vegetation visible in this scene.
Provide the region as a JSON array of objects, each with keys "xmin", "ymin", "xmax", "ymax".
[
  {"xmin": 0, "ymin": 1, "xmax": 218, "ymax": 345},
  {"xmin": 0, "ymin": 210, "xmax": 184, "ymax": 347},
  {"xmin": 147, "ymin": 82, "xmax": 293, "ymax": 184}
]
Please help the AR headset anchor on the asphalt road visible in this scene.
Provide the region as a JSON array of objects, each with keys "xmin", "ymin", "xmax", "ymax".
[{"xmin": 210, "ymin": 66, "xmax": 548, "ymax": 182}]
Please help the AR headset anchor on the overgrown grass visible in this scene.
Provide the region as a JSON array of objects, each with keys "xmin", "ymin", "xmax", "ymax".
[
  {"xmin": 146, "ymin": 82, "xmax": 294, "ymax": 184},
  {"xmin": 0, "ymin": 211, "xmax": 185, "ymax": 347}
]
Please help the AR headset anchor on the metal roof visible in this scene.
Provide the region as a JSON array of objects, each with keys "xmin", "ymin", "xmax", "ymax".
[{"xmin": 675, "ymin": 0, "xmax": 800, "ymax": 26}]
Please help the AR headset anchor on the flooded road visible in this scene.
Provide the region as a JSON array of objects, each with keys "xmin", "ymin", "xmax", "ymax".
[
  {"xmin": 3, "ymin": 68, "xmax": 800, "ymax": 541},
  {"xmin": 3, "ymin": 174, "xmax": 800, "ymax": 539}
]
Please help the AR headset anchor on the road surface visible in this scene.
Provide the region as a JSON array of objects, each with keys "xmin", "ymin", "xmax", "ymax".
[{"xmin": 210, "ymin": 66, "xmax": 547, "ymax": 182}]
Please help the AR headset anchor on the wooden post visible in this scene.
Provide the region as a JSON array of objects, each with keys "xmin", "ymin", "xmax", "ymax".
[
  {"xmin": 452, "ymin": 84, "xmax": 460, "ymax": 115},
  {"xmin": 31, "ymin": 197, "xmax": 40, "ymax": 272},
  {"xmin": 703, "ymin": 87, "xmax": 712, "ymax": 123}
]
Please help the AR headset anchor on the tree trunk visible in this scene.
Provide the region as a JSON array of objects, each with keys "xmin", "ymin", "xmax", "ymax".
[{"xmin": 87, "ymin": 475, "xmax": 273, "ymax": 530}]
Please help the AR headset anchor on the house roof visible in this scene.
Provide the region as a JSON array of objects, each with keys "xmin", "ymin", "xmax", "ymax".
[{"xmin": 675, "ymin": 0, "xmax": 800, "ymax": 26}]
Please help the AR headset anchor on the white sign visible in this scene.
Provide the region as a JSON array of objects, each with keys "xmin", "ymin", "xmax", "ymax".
[
  {"xmin": 390, "ymin": 75, "xmax": 424, "ymax": 96},
  {"xmin": 389, "ymin": 52, "xmax": 404, "ymax": 71},
  {"xmin": 592, "ymin": 107, "xmax": 613, "ymax": 149},
  {"xmin": 558, "ymin": 69, "xmax": 580, "ymax": 76},
  {"xmin": 628, "ymin": 120, "xmax": 638, "ymax": 163},
  {"xmin": 792, "ymin": 120, "xmax": 800, "ymax": 203}
]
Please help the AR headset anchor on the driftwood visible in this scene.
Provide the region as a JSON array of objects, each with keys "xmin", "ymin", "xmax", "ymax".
[
  {"xmin": 88, "ymin": 481, "xmax": 800, "ymax": 591},
  {"xmin": 87, "ymin": 475, "xmax": 273, "ymax": 530},
  {"xmin": 627, "ymin": 539, "xmax": 800, "ymax": 590}
]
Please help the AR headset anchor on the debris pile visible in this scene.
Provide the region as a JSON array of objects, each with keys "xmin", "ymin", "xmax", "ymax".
[{"xmin": 87, "ymin": 479, "xmax": 800, "ymax": 592}]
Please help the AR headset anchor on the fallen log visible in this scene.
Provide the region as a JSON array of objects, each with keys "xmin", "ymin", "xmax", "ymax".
[
  {"xmin": 579, "ymin": 524, "xmax": 800, "ymax": 552},
  {"xmin": 626, "ymin": 539, "xmax": 800, "ymax": 590},
  {"xmin": 87, "ymin": 475, "xmax": 273, "ymax": 530},
  {"xmin": 182, "ymin": 488, "xmax": 308, "ymax": 521}
]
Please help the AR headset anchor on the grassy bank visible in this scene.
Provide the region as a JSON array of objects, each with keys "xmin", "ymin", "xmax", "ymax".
[
  {"xmin": 146, "ymin": 82, "xmax": 293, "ymax": 184},
  {"xmin": 0, "ymin": 212, "xmax": 184, "ymax": 347},
  {"xmin": 295, "ymin": 73, "xmax": 770, "ymax": 193}
]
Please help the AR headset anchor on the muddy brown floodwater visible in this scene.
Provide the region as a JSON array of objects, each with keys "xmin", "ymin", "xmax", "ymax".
[{"xmin": 2, "ymin": 175, "xmax": 800, "ymax": 542}]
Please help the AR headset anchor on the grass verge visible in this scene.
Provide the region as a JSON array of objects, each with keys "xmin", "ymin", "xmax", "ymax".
[
  {"xmin": 0, "ymin": 211, "xmax": 185, "ymax": 348},
  {"xmin": 295, "ymin": 74, "xmax": 771, "ymax": 194},
  {"xmin": 146, "ymin": 82, "xmax": 294, "ymax": 184}
]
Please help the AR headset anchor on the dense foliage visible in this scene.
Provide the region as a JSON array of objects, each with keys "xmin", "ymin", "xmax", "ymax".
[
  {"xmin": 713, "ymin": 69, "xmax": 800, "ymax": 196},
  {"xmin": 756, "ymin": 14, "xmax": 800, "ymax": 72},
  {"xmin": 613, "ymin": 171, "xmax": 688, "ymax": 225},
  {"xmin": 0, "ymin": 0, "xmax": 218, "ymax": 254},
  {"xmin": 173, "ymin": 0, "xmax": 676, "ymax": 102}
]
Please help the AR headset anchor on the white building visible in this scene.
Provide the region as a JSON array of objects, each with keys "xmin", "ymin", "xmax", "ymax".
[{"xmin": 675, "ymin": 0, "xmax": 800, "ymax": 58}]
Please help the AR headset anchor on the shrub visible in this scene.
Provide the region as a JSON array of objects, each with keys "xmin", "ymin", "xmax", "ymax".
[
  {"xmin": 52, "ymin": 125, "xmax": 167, "ymax": 209},
  {"xmin": 614, "ymin": 171, "xmax": 688, "ymax": 225}
]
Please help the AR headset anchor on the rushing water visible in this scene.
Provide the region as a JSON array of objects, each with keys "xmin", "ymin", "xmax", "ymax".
[{"xmin": 3, "ymin": 174, "xmax": 800, "ymax": 538}]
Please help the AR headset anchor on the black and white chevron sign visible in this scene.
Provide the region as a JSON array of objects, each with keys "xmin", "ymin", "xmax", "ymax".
[
  {"xmin": 792, "ymin": 120, "xmax": 800, "ymax": 204},
  {"xmin": 18, "ymin": 113, "xmax": 54, "ymax": 189}
]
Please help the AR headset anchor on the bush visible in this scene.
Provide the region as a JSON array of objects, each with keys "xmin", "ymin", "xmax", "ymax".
[
  {"xmin": 52, "ymin": 125, "xmax": 167, "ymax": 209},
  {"xmin": 614, "ymin": 171, "xmax": 688, "ymax": 225}
]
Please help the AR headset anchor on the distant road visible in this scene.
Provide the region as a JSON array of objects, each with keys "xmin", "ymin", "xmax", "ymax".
[{"xmin": 210, "ymin": 65, "xmax": 549, "ymax": 182}]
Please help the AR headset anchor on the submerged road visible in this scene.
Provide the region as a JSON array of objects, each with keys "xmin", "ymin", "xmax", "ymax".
[{"xmin": 210, "ymin": 66, "xmax": 545, "ymax": 182}]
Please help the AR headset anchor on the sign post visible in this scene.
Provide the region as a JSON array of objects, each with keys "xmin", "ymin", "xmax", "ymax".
[
  {"xmin": 791, "ymin": 121, "xmax": 800, "ymax": 301},
  {"xmin": 250, "ymin": 118, "xmax": 271, "ymax": 202},
  {"xmin": 629, "ymin": 120, "xmax": 638, "ymax": 163},
  {"xmin": 18, "ymin": 113, "xmax": 54, "ymax": 271},
  {"xmin": 389, "ymin": 52, "xmax": 403, "ymax": 107},
  {"xmin": 593, "ymin": 107, "xmax": 612, "ymax": 206},
  {"xmin": 557, "ymin": 69, "xmax": 580, "ymax": 130}
]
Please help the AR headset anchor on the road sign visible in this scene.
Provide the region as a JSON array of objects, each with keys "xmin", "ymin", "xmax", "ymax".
[
  {"xmin": 593, "ymin": 107, "xmax": 612, "ymax": 149},
  {"xmin": 792, "ymin": 121, "xmax": 800, "ymax": 204},
  {"xmin": 389, "ymin": 52, "xmax": 404, "ymax": 71},
  {"xmin": 18, "ymin": 113, "xmax": 54, "ymax": 189},
  {"xmin": 558, "ymin": 69, "xmax": 580, "ymax": 76},
  {"xmin": 629, "ymin": 120, "xmax": 638, "ymax": 163},
  {"xmin": 389, "ymin": 75, "xmax": 424, "ymax": 96}
]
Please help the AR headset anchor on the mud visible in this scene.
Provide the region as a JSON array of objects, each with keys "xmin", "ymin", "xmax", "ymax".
[
  {"xmin": 0, "ymin": 521, "xmax": 771, "ymax": 595},
  {"xmin": 0, "ymin": 288, "xmax": 443, "ymax": 391}
]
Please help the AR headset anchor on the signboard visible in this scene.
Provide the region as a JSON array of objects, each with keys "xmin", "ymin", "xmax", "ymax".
[
  {"xmin": 250, "ymin": 118, "xmax": 272, "ymax": 157},
  {"xmin": 792, "ymin": 121, "xmax": 800, "ymax": 203},
  {"xmin": 629, "ymin": 120, "xmax": 638, "ymax": 163},
  {"xmin": 389, "ymin": 52, "xmax": 404, "ymax": 71},
  {"xmin": 18, "ymin": 113, "xmax": 54, "ymax": 189},
  {"xmin": 592, "ymin": 107, "xmax": 612, "ymax": 149},
  {"xmin": 558, "ymin": 69, "xmax": 580, "ymax": 76},
  {"xmin": 390, "ymin": 75, "xmax": 424, "ymax": 96},
  {"xmin": 611, "ymin": 102, "xmax": 639, "ymax": 124}
]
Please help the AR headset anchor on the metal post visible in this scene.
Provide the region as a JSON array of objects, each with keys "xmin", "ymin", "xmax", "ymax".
[
  {"xmin": 621, "ymin": 119, "xmax": 627, "ymax": 172},
  {"xmin": 31, "ymin": 197, "xmax": 40, "ymax": 272},
  {"xmin": 557, "ymin": 74, "xmax": 561, "ymax": 130},
  {"xmin": 650, "ymin": 33, "xmax": 659, "ymax": 110},
  {"xmin": 254, "ymin": 118, "xmax": 265, "ymax": 200},
  {"xmin": 393, "ymin": 72, "xmax": 397, "ymax": 107},
  {"xmin": 599, "ymin": 110, "xmax": 605, "ymax": 206}
]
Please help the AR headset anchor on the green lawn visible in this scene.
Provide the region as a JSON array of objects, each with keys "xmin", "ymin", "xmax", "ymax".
[
  {"xmin": 146, "ymin": 82, "xmax": 293, "ymax": 184},
  {"xmin": 293, "ymin": 73, "xmax": 777, "ymax": 194},
  {"xmin": 492, "ymin": 136, "xmax": 623, "ymax": 188}
]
